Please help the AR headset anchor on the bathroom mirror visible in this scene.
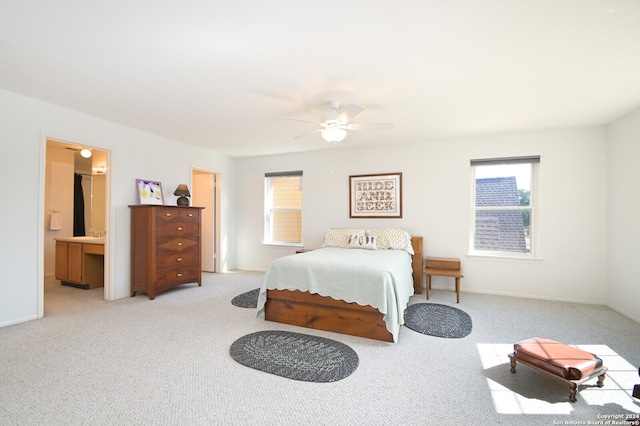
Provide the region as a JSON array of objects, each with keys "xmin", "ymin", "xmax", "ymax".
[{"xmin": 75, "ymin": 149, "xmax": 107, "ymax": 236}]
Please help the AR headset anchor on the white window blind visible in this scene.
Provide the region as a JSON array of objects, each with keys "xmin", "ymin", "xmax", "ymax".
[{"xmin": 264, "ymin": 171, "xmax": 303, "ymax": 244}]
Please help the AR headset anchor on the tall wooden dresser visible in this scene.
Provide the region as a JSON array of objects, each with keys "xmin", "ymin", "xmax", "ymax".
[{"xmin": 129, "ymin": 205, "xmax": 204, "ymax": 300}]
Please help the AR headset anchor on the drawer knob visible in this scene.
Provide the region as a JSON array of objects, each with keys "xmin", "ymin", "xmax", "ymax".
[
  {"xmin": 177, "ymin": 257, "xmax": 183, "ymax": 262},
  {"xmin": 177, "ymin": 227, "xmax": 183, "ymax": 231},
  {"xmin": 176, "ymin": 273, "xmax": 183, "ymax": 277},
  {"xmin": 165, "ymin": 213, "xmax": 172, "ymax": 217},
  {"xmin": 177, "ymin": 242, "xmax": 183, "ymax": 246},
  {"xmin": 440, "ymin": 261, "xmax": 445, "ymax": 265},
  {"xmin": 188, "ymin": 213, "xmax": 193, "ymax": 217}
]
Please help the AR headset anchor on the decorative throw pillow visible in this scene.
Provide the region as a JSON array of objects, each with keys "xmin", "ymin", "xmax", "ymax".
[
  {"xmin": 347, "ymin": 234, "xmax": 377, "ymax": 250},
  {"xmin": 322, "ymin": 228, "xmax": 365, "ymax": 248},
  {"xmin": 366, "ymin": 228, "xmax": 414, "ymax": 254}
]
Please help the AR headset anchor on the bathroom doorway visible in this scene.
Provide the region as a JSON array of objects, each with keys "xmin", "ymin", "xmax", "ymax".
[
  {"xmin": 42, "ymin": 138, "xmax": 110, "ymax": 313},
  {"xmin": 192, "ymin": 168, "xmax": 220, "ymax": 273}
]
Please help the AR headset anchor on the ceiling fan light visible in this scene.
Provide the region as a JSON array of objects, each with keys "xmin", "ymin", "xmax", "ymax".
[{"xmin": 321, "ymin": 127, "xmax": 347, "ymax": 143}]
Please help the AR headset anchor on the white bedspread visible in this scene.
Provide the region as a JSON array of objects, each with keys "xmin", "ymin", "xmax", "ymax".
[{"xmin": 256, "ymin": 247, "xmax": 414, "ymax": 342}]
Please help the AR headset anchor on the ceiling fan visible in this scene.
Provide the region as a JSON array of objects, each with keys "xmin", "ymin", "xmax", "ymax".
[{"xmin": 283, "ymin": 100, "xmax": 394, "ymax": 143}]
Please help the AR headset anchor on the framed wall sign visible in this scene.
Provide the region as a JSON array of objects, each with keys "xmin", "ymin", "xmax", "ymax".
[
  {"xmin": 136, "ymin": 179, "xmax": 164, "ymax": 205},
  {"xmin": 349, "ymin": 172, "xmax": 402, "ymax": 218}
]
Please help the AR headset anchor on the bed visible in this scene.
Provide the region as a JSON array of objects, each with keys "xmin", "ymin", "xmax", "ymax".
[{"xmin": 256, "ymin": 228, "xmax": 423, "ymax": 342}]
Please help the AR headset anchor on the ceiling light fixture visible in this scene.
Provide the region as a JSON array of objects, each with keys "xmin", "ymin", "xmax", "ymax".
[
  {"xmin": 321, "ymin": 126, "xmax": 347, "ymax": 143},
  {"xmin": 80, "ymin": 148, "xmax": 92, "ymax": 158}
]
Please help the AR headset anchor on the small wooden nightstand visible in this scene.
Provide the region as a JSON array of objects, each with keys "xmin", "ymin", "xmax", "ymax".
[{"xmin": 424, "ymin": 257, "xmax": 463, "ymax": 303}]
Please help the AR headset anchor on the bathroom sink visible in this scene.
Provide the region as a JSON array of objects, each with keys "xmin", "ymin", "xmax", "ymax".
[
  {"xmin": 55, "ymin": 236, "xmax": 105, "ymax": 244},
  {"xmin": 71, "ymin": 236, "xmax": 105, "ymax": 243}
]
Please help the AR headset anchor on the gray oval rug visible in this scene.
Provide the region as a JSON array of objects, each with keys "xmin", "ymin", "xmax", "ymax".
[
  {"xmin": 230, "ymin": 330, "xmax": 359, "ymax": 382},
  {"xmin": 405, "ymin": 303, "xmax": 472, "ymax": 338},
  {"xmin": 231, "ymin": 288, "xmax": 259, "ymax": 308}
]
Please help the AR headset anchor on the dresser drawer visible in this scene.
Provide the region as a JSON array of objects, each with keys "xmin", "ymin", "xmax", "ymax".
[
  {"xmin": 425, "ymin": 257, "xmax": 461, "ymax": 270},
  {"xmin": 156, "ymin": 221, "xmax": 199, "ymax": 238},
  {"xmin": 156, "ymin": 236, "xmax": 200, "ymax": 254},
  {"xmin": 155, "ymin": 267, "xmax": 200, "ymax": 287},
  {"xmin": 156, "ymin": 250, "xmax": 199, "ymax": 271},
  {"xmin": 156, "ymin": 208, "xmax": 200, "ymax": 223}
]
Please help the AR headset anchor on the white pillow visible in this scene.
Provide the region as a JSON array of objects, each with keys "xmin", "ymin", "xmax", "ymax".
[
  {"xmin": 347, "ymin": 234, "xmax": 377, "ymax": 250},
  {"xmin": 322, "ymin": 228, "xmax": 365, "ymax": 248},
  {"xmin": 365, "ymin": 228, "xmax": 414, "ymax": 254}
]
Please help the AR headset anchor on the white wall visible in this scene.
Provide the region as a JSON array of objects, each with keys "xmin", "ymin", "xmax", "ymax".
[
  {"xmin": 4, "ymin": 81, "xmax": 634, "ymax": 327},
  {"xmin": 607, "ymin": 106, "xmax": 640, "ymax": 323},
  {"xmin": 236, "ymin": 127, "xmax": 608, "ymax": 304},
  {"xmin": 0, "ymin": 88, "xmax": 236, "ymax": 327}
]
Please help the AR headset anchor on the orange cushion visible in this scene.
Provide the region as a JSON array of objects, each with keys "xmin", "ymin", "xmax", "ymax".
[{"xmin": 514, "ymin": 337, "xmax": 603, "ymax": 380}]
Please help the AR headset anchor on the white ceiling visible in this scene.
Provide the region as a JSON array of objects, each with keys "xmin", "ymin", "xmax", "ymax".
[{"xmin": 2, "ymin": 1, "xmax": 639, "ymax": 158}]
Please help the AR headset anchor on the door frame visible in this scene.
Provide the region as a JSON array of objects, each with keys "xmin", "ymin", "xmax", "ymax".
[{"xmin": 38, "ymin": 134, "xmax": 113, "ymax": 317}]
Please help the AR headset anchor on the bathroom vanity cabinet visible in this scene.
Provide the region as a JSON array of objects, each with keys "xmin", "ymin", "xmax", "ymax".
[{"xmin": 55, "ymin": 237, "xmax": 105, "ymax": 289}]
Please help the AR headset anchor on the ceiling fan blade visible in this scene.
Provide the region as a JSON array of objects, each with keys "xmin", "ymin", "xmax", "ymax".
[
  {"xmin": 347, "ymin": 123, "xmax": 394, "ymax": 131},
  {"xmin": 337, "ymin": 104, "xmax": 365, "ymax": 123},
  {"xmin": 283, "ymin": 116, "xmax": 322, "ymax": 126},
  {"xmin": 293, "ymin": 129, "xmax": 322, "ymax": 140}
]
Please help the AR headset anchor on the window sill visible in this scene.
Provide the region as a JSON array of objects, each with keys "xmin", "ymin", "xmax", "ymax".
[
  {"xmin": 262, "ymin": 242, "xmax": 304, "ymax": 249},
  {"xmin": 466, "ymin": 252, "xmax": 543, "ymax": 263}
]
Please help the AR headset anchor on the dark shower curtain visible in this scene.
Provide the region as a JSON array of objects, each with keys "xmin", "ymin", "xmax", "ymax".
[{"xmin": 73, "ymin": 173, "xmax": 86, "ymax": 236}]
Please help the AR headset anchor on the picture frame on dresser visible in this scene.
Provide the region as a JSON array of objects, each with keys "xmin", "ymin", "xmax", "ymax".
[
  {"xmin": 136, "ymin": 179, "xmax": 164, "ymax": 205},
  {"xmin": 349, "ymin": 172, "xmax": 402, "ymax": 218}
]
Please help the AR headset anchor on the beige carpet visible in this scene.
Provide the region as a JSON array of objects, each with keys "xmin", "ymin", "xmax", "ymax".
[{"xmin": 0, "ymin": 271, "xmax": 638, "ymax": 425}]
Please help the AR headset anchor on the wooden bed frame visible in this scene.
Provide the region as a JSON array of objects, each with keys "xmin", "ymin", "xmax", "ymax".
[{"xmin": 264, "ymin": 236, "xmax": 423, "ymax": 342}]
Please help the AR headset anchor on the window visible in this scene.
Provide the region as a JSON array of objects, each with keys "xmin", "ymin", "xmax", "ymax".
[
  {"xmin": 264, "ymin": 171, "xmax": 303, "ymax": 245},
  {"xmin": 470, "ymin": 156, "xmax": 539, "ymax": 257}
]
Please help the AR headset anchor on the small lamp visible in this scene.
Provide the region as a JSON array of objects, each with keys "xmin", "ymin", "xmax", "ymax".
[{"xmin": 174, "ymin": 184, "xmax": 191, "ymax": 206}]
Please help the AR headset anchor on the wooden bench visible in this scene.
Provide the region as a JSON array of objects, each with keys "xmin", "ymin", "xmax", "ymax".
[{"xmin": 509, "ymin": 337, "xmax": 607, "ymax": 402}]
